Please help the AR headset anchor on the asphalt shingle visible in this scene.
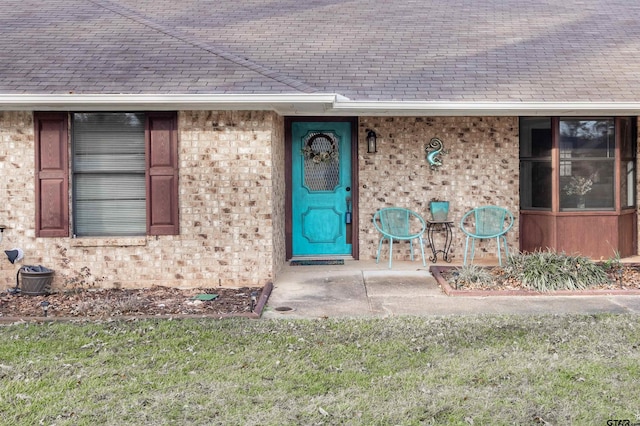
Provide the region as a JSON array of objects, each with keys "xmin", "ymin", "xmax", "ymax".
[{"xmin": 2, "ymin": 0, "xmax": 640, "ymax": 102}]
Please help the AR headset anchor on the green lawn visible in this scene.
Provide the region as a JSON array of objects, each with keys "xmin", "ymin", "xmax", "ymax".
[{"xmin": 1, "ymin": 315, "xmax": 639, "ymax": 425}]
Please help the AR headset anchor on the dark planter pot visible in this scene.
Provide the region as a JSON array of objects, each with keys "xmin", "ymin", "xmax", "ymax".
[{"xmin": 19, "ymin": 269, "xmax": 54, "ymax": 296}]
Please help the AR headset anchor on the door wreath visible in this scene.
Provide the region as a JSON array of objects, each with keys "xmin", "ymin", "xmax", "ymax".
[{"xmin": 302, "ymin": 133, "xmax": 339, "ymax": 164}]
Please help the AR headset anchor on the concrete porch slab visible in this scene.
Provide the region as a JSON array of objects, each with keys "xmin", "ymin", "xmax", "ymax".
[
  {"xmin": 263, "ymin": 269, "xmax": 371, "ymax": 319},
  {"xmin": 262, "ymin": 259, "xmax": 640, "ymax": 319},
  {"xmin": 363, "ymin": 270, "xmax": 441, "ymax": 298}
]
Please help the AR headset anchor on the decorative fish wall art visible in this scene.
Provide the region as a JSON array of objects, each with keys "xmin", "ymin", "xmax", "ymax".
[{"xmin": 425, "ymin": 137, "xmax": 447, "ymax": 170}]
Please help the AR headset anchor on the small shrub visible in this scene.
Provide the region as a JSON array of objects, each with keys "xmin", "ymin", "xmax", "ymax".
[
  {"xmin": 602, "ymin": 250, "xmax": 622, "ymax": 271},
  {"xmin": 453, "ymin": 264, "xmax": 495, "ymax": 289},
  {"xmin": 601, "ymin": 251, "xmax": 625, "ymax": 288},
  {"xmin": 504, "ymin": 251, "xmax": 610, "ymax": 292}
]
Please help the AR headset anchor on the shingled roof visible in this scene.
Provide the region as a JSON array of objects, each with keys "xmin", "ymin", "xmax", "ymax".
[{"xmin": 2, "ymin": 0, "xmax": 640, "ymax": 110}]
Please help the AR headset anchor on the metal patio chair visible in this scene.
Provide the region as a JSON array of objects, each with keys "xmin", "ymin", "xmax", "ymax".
[
  {"xmin": 373, "ymin": 207, "xmax": 427, "ymax": 269},
  {"xmin": 459, "ymin": 205, "xmax": 514, "ymax": 266}
]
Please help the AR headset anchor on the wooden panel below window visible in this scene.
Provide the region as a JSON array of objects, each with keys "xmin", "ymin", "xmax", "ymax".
[
  {"xmin": 557, "ymin": 215, "xmax": 619, "ymax": 258},
  {"xmin": 519, "ymin": 212, "xmax": 556, "ymax": 253},
  {"xmin": 520, "ymin": 211, "xmax": 636, "ymax": 258},
  {"xmin": 618, "ymin": 211, "xmax": 637, "ymax": 256}
]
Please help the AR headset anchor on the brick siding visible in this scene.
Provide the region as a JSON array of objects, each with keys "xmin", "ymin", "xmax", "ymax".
[
  {"xmin": 358, "ymin": 116, "xmax": 520, "ymax": 263},
  {"xmin": 0, "ymin": 110, "xmax": 281, "ymax": 290},
  {"xmin": 1, "ymin": 111, "xmax": 637, "ymax": 290}
]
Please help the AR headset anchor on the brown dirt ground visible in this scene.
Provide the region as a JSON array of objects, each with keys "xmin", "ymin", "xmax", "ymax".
[{"xmin": 0, "ymin": 285, "xmax": 264, "ymax": 319}]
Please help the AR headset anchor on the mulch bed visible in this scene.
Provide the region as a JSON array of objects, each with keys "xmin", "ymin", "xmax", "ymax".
[
  {"xmin": 0, "ymin": 283, "xmax": 273, "ymax": 321},
  {"xmin": 431, "ymin": 264, "xmax": 640, "ymax": 296}
]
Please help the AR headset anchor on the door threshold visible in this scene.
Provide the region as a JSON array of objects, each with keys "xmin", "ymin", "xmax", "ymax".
[{"xmin": 290, "ymin": 255, "xmax": 355, "ymax": 261}]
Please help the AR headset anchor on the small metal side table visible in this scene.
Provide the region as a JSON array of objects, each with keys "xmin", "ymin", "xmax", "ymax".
[{"xmin": 426, "ymin": 220, "xmax": 453, "ymax": 262}]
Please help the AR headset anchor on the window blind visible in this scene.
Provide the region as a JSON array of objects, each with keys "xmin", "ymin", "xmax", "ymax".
[{"xmin": 72, "ymin": 113, "xmax": 146, "ymax": 236}]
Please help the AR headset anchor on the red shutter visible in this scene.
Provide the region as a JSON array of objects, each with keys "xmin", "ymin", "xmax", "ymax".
[
  {"xmin": 146, "ymin": 112, "xmax": 179, "ymax": 235},
  {"xmin": 35, "ymin": 112, "xmax": 69, "ymax": 237}
]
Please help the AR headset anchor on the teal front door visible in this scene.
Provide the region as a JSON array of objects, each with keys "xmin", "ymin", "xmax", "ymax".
[{"xmin": 291, "ymin": 122, "xmax": 352, "ymax": 257}]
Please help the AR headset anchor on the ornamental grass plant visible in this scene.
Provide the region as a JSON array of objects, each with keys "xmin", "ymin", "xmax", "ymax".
[
  {"xmin": 503, "ymin": 251, "xmax": 610, "ymax": 292},
  {"xmin": 452, "ymin": 264, "xmax": 495, "ymax": 289}
]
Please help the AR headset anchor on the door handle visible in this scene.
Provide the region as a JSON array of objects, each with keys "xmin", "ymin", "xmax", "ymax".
[{"xmin": 345, "ymin": 197, "xmax": 352, "ymax": 224}]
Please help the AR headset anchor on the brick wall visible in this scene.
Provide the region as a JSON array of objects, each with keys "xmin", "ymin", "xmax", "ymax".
[
  {"xmin": 270, "ymin": 114, "xmax": 287, "ymax": 277},
  {"xmin": 0, "ymin": 112, "xmax": 35, "ymax": 245},
  {"xmin": 1, "ymin": 111, "xmax": 637, "ymax": 290},
  {"xmin": 0, "ymin": 110, "xmax": 281, "ymax": 290},
  {"xmin": 177, "ymin": 110, "xmax": 280, "ymax": 288},
  {"xmin": 358, "ymin": 116, "xmax": 520, "ymax": 263}
]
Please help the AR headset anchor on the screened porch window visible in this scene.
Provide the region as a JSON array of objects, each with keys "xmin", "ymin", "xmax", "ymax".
[
  {"xmin": 72, "ymin": 113, "xmax": 146, "ymax": 236},
  {"xmin": 519, "ymin": 117, "xmax": 552, "ymax": 210},
  {"xmin": 559, "ymin": 119, "xmax": 615, "ymax": 210},
  {"xmin": 520, "ymin": 117, "xmax": 636, "ymax": 212}
]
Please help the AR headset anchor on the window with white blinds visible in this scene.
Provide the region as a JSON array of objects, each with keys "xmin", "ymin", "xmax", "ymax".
[{"xmin": 72, "ymin": 113, "xmax": 146, "ymax": 236}]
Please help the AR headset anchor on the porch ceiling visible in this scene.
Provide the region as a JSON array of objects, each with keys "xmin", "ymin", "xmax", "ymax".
[{"xmin": 2, "ymin": 94, "xmax": 640, "ymax": 117}]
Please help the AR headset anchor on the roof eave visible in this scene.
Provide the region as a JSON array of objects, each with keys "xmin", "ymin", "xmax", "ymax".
[
  {"xmin": 330, "ymin": 100, "xmax": 640, "ymax": 117},
  {"xmin": 2, "ymin": 94, "xmax": 640, "ymax": 117},
  {"xmin": 0, "ymin": 94, "xmax": 339, "ymax": 115}
]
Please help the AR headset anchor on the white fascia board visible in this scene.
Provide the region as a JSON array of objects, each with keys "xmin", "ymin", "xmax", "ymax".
[
  {"xmin": 329, "ymin": 100, "xmax": 640, "ymax": 116},
  {"xmin": 3, "ymin": 94, "xmax": 640, "ymax": 116},
  {"xmin": 0, "ymin": 94, "xmax": 339, "ymax": 115}
]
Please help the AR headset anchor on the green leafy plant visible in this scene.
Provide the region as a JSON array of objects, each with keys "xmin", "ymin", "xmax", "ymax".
[
  {"xmin": 453, "ymin": 264, "xmax": 495, "ymax": 289},
  {"xmin": 602, "ymin": 250, "xmax": 624, "ymax": 288},
  {"xmin": 602, "ymin": 250, "xmax": 621, "ymax": 271},
  {"xmin": 503, "ymin": 250, "xmax": 610, "ymax": 292}
]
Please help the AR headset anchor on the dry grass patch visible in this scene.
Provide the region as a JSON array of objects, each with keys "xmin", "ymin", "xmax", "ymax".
[{"xmin": 1, "ymin": 315, "xmax": 639, "ymax": 425}]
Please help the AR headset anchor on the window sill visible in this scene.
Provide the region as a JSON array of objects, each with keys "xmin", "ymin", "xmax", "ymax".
[{"xmin": 70, "ymin": 237, "xmax": 148, "ymax": 247}]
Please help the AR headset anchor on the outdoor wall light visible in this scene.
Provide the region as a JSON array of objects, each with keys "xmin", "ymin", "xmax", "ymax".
[
  {"xmin": 0, "ymin": 225, "xmax": 4, "ymax": 244},
  {"xmin": 5, "ymin": 248, "xmax": 23, "ymax": 264},
  {"xmin": 366, "ymin": 129, "xmax": 377, "ymax": 153},
  {"xmin": 251, "ymin": 291, "xmax": 258, "ymax": 312},
  {"xmin": 40, "ymin": 301, "xmax": 50, "ymax": 317}
]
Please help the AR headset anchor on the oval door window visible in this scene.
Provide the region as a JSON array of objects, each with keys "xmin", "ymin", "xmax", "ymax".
[{"xmin": 302, "ymin": 132, "xmax": 340, "ymax": 192}]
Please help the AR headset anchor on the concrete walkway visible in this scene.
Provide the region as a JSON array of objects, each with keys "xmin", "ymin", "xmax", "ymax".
[{"xmin": 262, "ymin": 259, "xmax": 640, "ymax": 319}]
